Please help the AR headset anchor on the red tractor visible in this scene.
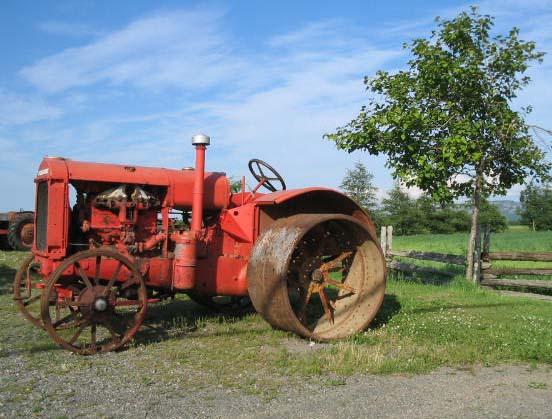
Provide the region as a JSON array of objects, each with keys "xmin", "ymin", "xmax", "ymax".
[{"xmin": 14, "ymin": 135, "xmax": 386, "ymax": 355}]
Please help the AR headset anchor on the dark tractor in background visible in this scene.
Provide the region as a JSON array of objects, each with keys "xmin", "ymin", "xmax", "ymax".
[{"xmin": 0, "ymin": 211, "xmax": 34, "ymax": 250}]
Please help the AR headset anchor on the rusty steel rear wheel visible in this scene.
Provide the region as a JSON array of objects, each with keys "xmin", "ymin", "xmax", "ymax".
[
  {"xmin": 13, "ymin": 254, "xmax": 43, "ymax": 328},
  {"xmin": 247, "ymin": 214, "xmax": 386, "ymax": 340},
  {"xmin": 40, "ymin": 248, "xmax": 147, "ymax": 355}
]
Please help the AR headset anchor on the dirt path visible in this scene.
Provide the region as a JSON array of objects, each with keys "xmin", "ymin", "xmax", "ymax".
[
  {"xmin": 1, "ymin": 358, "xmax": 551, "ymax": 418},
  {"xmin": 250, "ymin": 365, "xmax": 552, "ymax": 419}
]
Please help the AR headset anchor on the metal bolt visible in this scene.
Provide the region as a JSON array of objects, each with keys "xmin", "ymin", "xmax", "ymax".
[{"xmin": 94, "ymin": 298, "xmax": 108, "ymax": 312}]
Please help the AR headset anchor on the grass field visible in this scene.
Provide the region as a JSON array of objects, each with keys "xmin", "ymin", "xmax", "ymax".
[
  {"xmin": 392, "ymin": 227, "xmax": 552, "ymax": 277},
  {"xmin": 1, "ymin": 228, "xmax": 552, "ymax": 399}
]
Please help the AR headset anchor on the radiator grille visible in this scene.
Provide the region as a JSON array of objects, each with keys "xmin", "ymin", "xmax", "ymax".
[{"xmin": 36, "ymin": 182, "xmax": 48, "ymax": 251}]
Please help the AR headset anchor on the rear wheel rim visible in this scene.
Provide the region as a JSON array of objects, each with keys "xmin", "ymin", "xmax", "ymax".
[{"xmin": 248, "ymin": 214, "xmax": 386, "ymax": 340}]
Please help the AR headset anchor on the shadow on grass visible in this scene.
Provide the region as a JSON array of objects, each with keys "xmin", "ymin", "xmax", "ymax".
[
  {"xmin": 133, "ymin": 298, "xmax": 256, "ymax": 346},
  {"xmin": 0, "ymin": 263, "xmax": 16, "ymax": 295},
  {"xmin": 389, "ymin": 266, "xmax": 463, "ymax": 286},
  {"xmin": 370, "ymin": 294, "xmax": 402, "ymax": 329},
  {"xmin": 15, "ymin": 294, "xmax": 404, "ymax": 355}
]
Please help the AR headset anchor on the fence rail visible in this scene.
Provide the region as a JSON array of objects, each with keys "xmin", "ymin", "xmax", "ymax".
[
  {"xmin": 487, "ymin": 252, "xmax": 552, "ymax": 262},
  {"xmin": 381, "ymin": 224, "xmax": 552, "ymax": 300},
  {"xmin": 381, "ymin": 226, "xmax": 464, "ymax": 278},
  {"xmin": 388, "ymin": 250, "xmax": 466, "ymax": 266}
]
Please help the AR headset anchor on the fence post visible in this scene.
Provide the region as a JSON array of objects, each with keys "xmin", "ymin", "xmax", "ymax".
[
  {"xmin": 380, "ymin": 226, "xmax": 387, "ymax": 258},
  {"xmin": 386, "ymin": 226, "xmax": 393, "ymax": 256},
  {"xmin": 482, "ymin": 225, "xmax": 491, "ymax": 261},
  {"xmin": 472, "ymin": 224, "xmax": 482, "ymax": 284}
]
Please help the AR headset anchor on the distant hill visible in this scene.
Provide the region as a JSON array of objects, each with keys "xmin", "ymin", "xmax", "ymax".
[
  {"xmin": 454, "ymin": 200, "xmax": 521, "ymax": 223},
  {"xmin": 490, "ymin": 200, "xmax": 521, "ymax": 223}
]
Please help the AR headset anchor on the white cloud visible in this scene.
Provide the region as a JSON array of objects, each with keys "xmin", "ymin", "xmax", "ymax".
[
  {"xmin": 21, "ymin": 8, "xmax": 244, "ymax": 94},
  {"xmin": 0, "ymin": 91, "xmax": 62, "ymax": 126}
]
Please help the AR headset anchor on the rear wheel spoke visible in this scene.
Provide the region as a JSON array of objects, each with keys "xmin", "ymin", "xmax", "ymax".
[
  {"xmin": 318, "ymin": 288, "xmax": 334, "ymax": 325},
  {"xmin": 320, "ymin": 251, "xmax": 353, "ymax": 272},
  {"xmin": 323, "ymin": 277, "xmax": 356, "ymax": 294},
  {"xmin": 297, "ymin": 285, "xmax": 314, "ymax": 323}
]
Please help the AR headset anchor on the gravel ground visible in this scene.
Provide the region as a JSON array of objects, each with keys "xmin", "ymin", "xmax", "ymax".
[{"xmin": 2, "ymin": 351, "xmax": 551, "ymax": 419}]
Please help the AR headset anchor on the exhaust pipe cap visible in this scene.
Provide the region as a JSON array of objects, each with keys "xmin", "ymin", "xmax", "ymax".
[{"xmin": 192, "ymin": 133, "xmax": 210, "ymax": 146}]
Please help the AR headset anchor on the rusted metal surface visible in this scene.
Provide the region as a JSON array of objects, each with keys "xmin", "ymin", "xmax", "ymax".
[
  {"xmin": 40, "ymin": 248, "xmax": 147, "ymax": 355},
  {"xmin": 1, "ymin": 211, "xmax": 34, "ymax": 250},
  {"xmin": 13, "ymin": 254, "xmax": 43, "ymax": 329},
  {"xmin": 247, "ymin": 213, "xmax": 386, "ymax": 341},
  {"xmin": 20, "ymin": 222, "xmax": 34, "ymax": 247}
]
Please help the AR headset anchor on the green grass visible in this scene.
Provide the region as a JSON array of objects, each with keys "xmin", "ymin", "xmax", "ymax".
[
  {"xmin": 392, "ymin": 228, "xmax": 552, "ymax": 255},
  {"xmin": 392, "ymin": 228, "xmax": 552, "ymax": 280},
  {"xmin": 1, "ymin": 235, "xmax": 552, "ymax": 398}
]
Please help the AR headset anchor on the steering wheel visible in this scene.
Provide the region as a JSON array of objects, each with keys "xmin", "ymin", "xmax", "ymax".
[{"xmin": 248, "ymin": 159, "xmax": 287, "ymax": 192}]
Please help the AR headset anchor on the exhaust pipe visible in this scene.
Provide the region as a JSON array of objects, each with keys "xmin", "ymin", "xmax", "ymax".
[
  {"xmin": 172, "ymin": 133, "xmax": 210, "ymax": 291},
  {"xmin": 191, "ymin": 133, "xmax": 210, "ymax": 234}
]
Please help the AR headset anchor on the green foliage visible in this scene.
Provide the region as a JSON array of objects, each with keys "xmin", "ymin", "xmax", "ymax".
[
  {"xmin": 380, "ymin": 184, "xmax": 423, "ymax": 235},
  {"xmin": 326, "ymin": 7, "xmax": 549, "ymax": 204},
  {"xmin": 380, "ymin": 188, "xmax": 470, "ymax": 235},
  {"xmin": 229, "ymin": 178, "xmax": 243, "ymax": 193},
  {"xmin": 339, "ymin": 162, "xmax": 378, "ymax": 212},
  {"xmin": 478, "ymin": 198, "xmax": 508, "ymax": 232},
  {"xmin": 520, "ymin": 182, "xmax": 552, "ymax": 230}
]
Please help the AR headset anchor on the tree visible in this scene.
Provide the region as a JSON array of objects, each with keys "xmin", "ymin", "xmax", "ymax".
[
  {"xmin": 380, "ymin": 184, "xmax": 424, "ymax": 235},
  {"xmin": 325, "ymin": 8, "xmax": 549, "ymax": 280},
  {"xmin": 229, "ymin": 178, "xmax": 243, "ymax": 193},
  {"xmin": 340, "ymin": 162, "xmax": 378, "ymax": 212},
  {"xmin": 417, "ymin": 195, "xmax": 471, "ymax": 234},
  {"xmin": 520, "ymin": 183, "xmax": 552, "ymax": 230},
  {"xmin": 478, "ymin": 198, "xmax": 508, "ymax": 232}
]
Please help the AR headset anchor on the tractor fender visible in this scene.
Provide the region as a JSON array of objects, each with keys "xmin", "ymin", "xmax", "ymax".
[{"xmin": 253, "ymin": 187, "xmax": 378, "ymax": 243}]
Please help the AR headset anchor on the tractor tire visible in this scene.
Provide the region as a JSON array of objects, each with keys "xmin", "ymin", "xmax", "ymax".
[
  {"xmin": 8, "ymin": 213, "xmax": 34, "ymax": 251},
  {"xmin": 248, "ymin": 213, "xmax": 386, "ymax": 341}
]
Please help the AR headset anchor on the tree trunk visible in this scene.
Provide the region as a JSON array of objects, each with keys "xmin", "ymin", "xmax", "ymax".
[{"xmin": 466, "ymin": 174, "xmax": 482, "ymax": 281}]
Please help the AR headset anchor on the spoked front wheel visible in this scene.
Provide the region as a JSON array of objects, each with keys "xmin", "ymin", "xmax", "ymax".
[
  {"xmin": 13, "ymin": 254, "xmax": 43, "ymax": 328},
  {"xmin": 40, "ymin": 248, "xmax": 147, "ymax": 355}
]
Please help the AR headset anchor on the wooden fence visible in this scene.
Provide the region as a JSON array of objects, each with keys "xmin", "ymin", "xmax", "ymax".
[
  {"xmin": 380, "ymin": 226, "xmax": 466, "ymax": 278},
  {"xmin": 479, "ymin": 225, "xmax": 552, "ymax": 300},
  {"xmin": 381, "ymin": 225, "xmax": 552, "ymax": 301}
]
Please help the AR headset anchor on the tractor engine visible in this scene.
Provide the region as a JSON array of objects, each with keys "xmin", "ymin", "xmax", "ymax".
[{"xmin": 72, "ymin": 184, "xmax": 163, "ymax": 255}]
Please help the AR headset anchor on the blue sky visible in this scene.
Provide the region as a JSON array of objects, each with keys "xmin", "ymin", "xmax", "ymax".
[{"xmin": 1, "ymin": 0, "xmax": 551, "ymax": 211}]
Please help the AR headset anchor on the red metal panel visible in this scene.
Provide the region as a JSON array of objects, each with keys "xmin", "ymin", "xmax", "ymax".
[
  {"xmin": 36, "ymin": 157, "xmax": 230, "ymax": 210},
  {"xmin": 252, "ymin": 187, "xmax": 336, "ymax": 204},
  {"xmin": 219, "ymin": 204, "xmax": 256, "ymax": 242}
]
